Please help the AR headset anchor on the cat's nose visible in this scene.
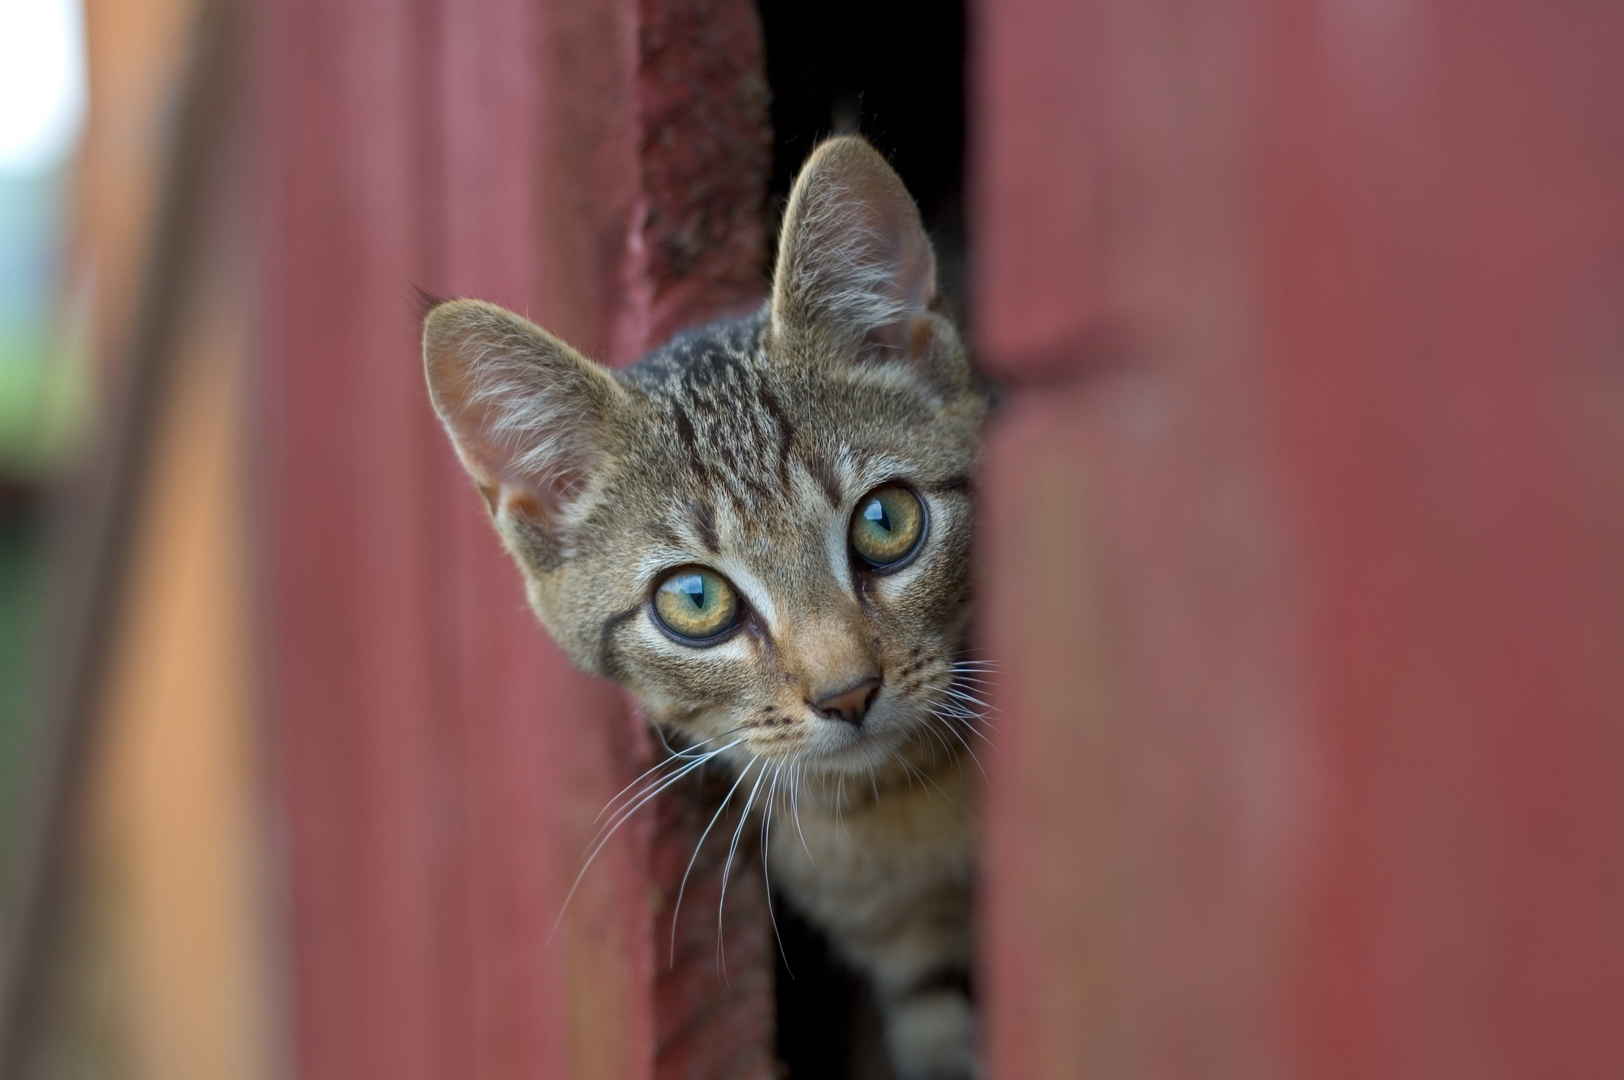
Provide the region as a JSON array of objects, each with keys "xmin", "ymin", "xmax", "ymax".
[{"xmin": 810, "ymin": 676, "xmax": 882, "ymax": 727}]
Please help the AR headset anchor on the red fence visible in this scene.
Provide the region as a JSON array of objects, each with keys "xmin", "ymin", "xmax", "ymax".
[
  {"xmin": 259, "ymin": 1, "xmax": 773, "ymax": 1076},
  {"xmin": 978, "ymin": 2, "xmax": 1624, "ymax": 1077},
  {"xmin": 257, "ymin": 0, "xmax": 1624, "ymax": 1076}
]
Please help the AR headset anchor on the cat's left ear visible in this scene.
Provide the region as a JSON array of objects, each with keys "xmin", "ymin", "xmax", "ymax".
[
  {"xmin": 423, "ymin": 299, "xmax": 627, "ymax": 524},
  {"xmin": 770, "ymin": 136, "xmax": 947, "ymax": 369}
]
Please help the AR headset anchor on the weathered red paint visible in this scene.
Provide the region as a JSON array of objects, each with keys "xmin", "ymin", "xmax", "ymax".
[
  {"xmin": 976, "ymin": 1, "xmax": 1624, "ymax": 1077},
  {"xmin": 258, "ymin": 4, "xmax": 447, "ymax": 1077},
  {"xmin": 258, "ymin": 1, "xmax": 773, "ymax": 1076}
]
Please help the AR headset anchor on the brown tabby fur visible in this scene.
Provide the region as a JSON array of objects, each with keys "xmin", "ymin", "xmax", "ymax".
[{"xmin": 424, "ymin": 136, "xmax": 989, "ymax": 1079}]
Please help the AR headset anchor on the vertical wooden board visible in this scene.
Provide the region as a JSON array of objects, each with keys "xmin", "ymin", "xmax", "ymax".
[
  {"xmin": 619, "ymin": 0, "xmax": 773, "ymax": 351},
  {"xmin": 434, "ymin": 1, "xmax": 652, "ymax": 1076},
  {"xmin": 976, "ymin": 3, "xmax": 1307, "ymax": 1077},
  {"xmin": 976, "ymin": 0, "xmax": 1624, "ymax": 1077},
  {"xmin": 400, "ymin": 0, "xmax": 775, "ymax": 1076},
  {"xmin": 256, "ymin": 2, "xmax": 445, "ymax": 1078},
  {"xmin": 264, "ymin": 0, "xmax": 780, "ymax": 1074},
  {"xmin": 1255, "ymin": 4, "xmax": 1624, "ymax": 1075}
]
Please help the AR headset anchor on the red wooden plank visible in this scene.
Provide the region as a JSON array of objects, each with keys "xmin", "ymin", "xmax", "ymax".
[
  {"xmin": 261, "ymin": 0, "xmax": 775, "ymax": 1076},
  {"xmin": 435, "ymin": 3, "xmax": 649, "ymax": 1076},
  {"xmin": 1260, "ymin": 8, "xmax": 1624, "ymax": 1075},
  {"xmin": 257, "ymin": 3, "xmax": 445, "ymax": 1078},
  {"xmin": 432, "ymin": 0, "xmax": 773, "ymax": 1075},
  {"xmin": 976, "ymin": 1, "xmax": 1624, "ymax": 1077}
]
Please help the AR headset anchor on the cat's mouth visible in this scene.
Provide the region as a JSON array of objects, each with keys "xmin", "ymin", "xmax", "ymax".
[
  {"xmin": 767, "ymin": 700, "xmax": 928, "ymax": 772},
  {"xmin": 721, "ymin": 670, "xmax": 986, "ymax": 773}
]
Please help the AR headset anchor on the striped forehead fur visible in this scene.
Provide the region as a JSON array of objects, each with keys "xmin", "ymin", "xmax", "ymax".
[{"xmin": 619, "ymin": 312, "xmax": 937, "ymax": 540}]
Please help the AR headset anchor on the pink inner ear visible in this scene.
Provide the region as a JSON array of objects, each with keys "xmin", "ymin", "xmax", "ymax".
[
  {"xmin": 424, "ymin": 299, "xmax": 626, "ymax": 529},
  {"xmin": 859, "ymin": 210, "xmax": 935, "ymax": 357},
  {"xmin": 841, "ymin": 153, "xmax": 937, "ymax": 317},
  {"xmin": 428, "ymin": 364, "xmax": 561, "ymax": 522},
  {"xmin": 448, "ymin": 410, "xmax": 582, "ymax": 525},
  {"xmin": 473, "ymin": 478, "xmax": 551, "ymax": 523},
  {"xmin": 882, "ymin": 201, "xmax": 937, "ymax": 314},
  {"xmin": 775, "ymin": 138, "xmax": 940, "ymax": 351},
  {"xmin": 495, "ymin": 483, "xmax": 546, "ymax": 521}
]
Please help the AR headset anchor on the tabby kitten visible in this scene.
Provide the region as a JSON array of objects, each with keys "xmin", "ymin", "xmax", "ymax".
[{"xmin": 423, "ymin": 136, "xmax": 990, "ymax": 1079}]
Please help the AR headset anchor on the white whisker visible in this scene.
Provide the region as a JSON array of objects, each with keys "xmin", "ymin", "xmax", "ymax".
[
  {"xmin": 761, "ymin": 763, "xmax": 793, "ymax": 976},
  {"xmin": 582, "ymin": 740, "xmax": 739, "ymax": 856},
  {"xmin": 927, "ymin": 710, "xmax": 987, "ymax": 777},
  {"xmin": 940, "ymin": 686, "xmax": 995, "ymax": 712},
  {"xmin": 670, "ymin": 757, "xmax": 757, "ymax": 965},
  {"xmin": 926, "ymin": 681, "xmax": 1000, "ymax": 737},
  {"xmin": 790, "ymin": 760, "xmax": 812, "ymax": 860},
  {"xmin": 716, "ymin": 759, "xmax": 770, "ymax": 979},
  {"xmin": 895, "ymin": 753, "xmax": 950, "ymax": 802},
  {"xmin": 935, "ymin": 701, "xmax": 996, "ymax": 746},
  {"xmin": 915, "ymin": 713, "xmax": 956, "ymax": 761},
  {"xmin": 553, "ymin": 739, "xmax": 742, "ymax": 939},
  {"xmin": 593, "ymin": 728, "xmax": 740, "ymax": 825}
]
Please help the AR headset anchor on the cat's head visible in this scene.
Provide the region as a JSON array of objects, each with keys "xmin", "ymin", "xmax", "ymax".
[{"xmin": 423, "ymin": 136, "xmax": 987, "ymax": 775}]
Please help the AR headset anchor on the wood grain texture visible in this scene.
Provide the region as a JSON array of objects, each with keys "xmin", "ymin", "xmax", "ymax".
[
  {"xmin": 258, "ymin": 0, "xmax": 773, "ymax": 1076},
  {"xmin": 975, "ymin": 1, "xmax": 1624, "ymax": 1076},
  {"xmin": 258, "ymin": 3, "xmax": 445, "ymax": 1076}
]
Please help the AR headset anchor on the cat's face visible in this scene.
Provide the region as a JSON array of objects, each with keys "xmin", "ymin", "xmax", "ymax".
[{"xmin": 425, "ymin": 137, "xmax": 986, "ymax": 776}]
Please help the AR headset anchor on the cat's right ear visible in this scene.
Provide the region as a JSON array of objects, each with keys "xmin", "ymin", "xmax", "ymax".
[
  {"xmin": 770, "ymin": 136, "xmax": 937, "ymax": 359},
  {"xmin": 422, "ymin": 299, "xmax": 626, "ymax": 523}
]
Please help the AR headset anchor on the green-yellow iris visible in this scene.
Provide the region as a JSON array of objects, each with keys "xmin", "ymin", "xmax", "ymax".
[
  {"xmin": 653, "ymin": 566, "xmax": 739, "ymax": 641},
  {"xmin": 850, "ymin": 485, "xmax": 925, "ymax": 569}
]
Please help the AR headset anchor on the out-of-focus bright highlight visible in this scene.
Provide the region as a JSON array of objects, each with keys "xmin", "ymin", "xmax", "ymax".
[{"xmin": 0, "ymin": 0, "xmax": 86, "ymax": 173}]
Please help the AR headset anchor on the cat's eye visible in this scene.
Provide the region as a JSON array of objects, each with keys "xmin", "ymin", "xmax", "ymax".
[
  {"xmin": 651, "ymin": 566, "xmax": 741, "ymax": 644},
  {"xmin": 849, "ymin": 484, "xmax": 927, "ymax": 572}
]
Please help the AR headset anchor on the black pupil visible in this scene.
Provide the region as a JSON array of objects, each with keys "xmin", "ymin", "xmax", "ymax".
[
  {"xmin": 863, "ymin": 498, "xmax": 892, "ymax": 533},
  {"xmin": 679, "ymin": 575, "xmax": 706, "ymax": 609}
]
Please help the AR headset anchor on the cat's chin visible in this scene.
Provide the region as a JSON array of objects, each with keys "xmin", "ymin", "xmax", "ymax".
[{"xmin": 774, "ymin": 722, "xmax": 918, "ymax": 776}]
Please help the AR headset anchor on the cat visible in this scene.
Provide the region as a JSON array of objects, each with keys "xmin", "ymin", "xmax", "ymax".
[{"xmin": 422, "ymin": 135, "xmax": 990, "ymax": 1079}]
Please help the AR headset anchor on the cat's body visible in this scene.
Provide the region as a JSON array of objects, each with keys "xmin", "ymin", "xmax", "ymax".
[{"xmin": 424, "ymin": 137, "xmax": 988, "ymax": 1079}]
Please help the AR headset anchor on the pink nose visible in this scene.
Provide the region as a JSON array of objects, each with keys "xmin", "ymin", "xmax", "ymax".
[{"xmin": 811, "ymin": 676, "xmax": 882, "ymax": 727}]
